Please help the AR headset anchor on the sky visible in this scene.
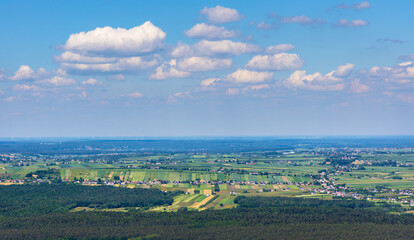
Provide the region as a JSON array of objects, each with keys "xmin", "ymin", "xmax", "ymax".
[{"xmin": 1, "ymin": 0, "xmax": 414, "ymax": 137}]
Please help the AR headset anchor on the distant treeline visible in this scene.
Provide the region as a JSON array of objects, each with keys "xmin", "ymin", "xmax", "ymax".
[
  {"xmin": 1, "ymin": 137, "xmax": 414, "ymax": 154},
  {"xmin": 0, "ymin": 185, "xmax": 413, "ymax": 239}
]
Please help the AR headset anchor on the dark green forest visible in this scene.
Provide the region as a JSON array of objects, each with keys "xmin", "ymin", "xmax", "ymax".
[
  {"xmin": 0, "ymin": 184, "xmax": 413, "ymax": 239},
  {"xmin": 0, "ymin": 184, "xmax": 181, "ymax": 216}
]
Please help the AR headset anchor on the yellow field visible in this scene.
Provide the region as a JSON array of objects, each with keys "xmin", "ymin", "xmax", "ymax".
[
  {"xmin": 190, "ymin": 195, "xmax": 215, "ymax": 209},
  {"xmin": 0, "ymin": 182, "xmax": 23, "ymax": 185},
  {"xmin": 203, "ymin": 189, "xmax": 212, "ymax": 195}
]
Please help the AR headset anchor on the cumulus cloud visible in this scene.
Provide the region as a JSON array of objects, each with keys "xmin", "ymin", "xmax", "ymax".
[
  {"xmin": 60, "ymin": 56, "xmax": 158, "ymax": 73},
  {"xmin": 37, "ymin": 76, "xmax": 77, "ymax": 86},
  {"xmin": 0, "ymin": 69, "xmax": 6, "ymax": 80},
  {"xmin": 265, "ymin": 44, "xmax": 295, "ymax": 54},
  {"xmin": 167, "ymin": 91, "xmax": 192, "ymax": 103},
  {"xmin": 82, "ymin": 78, "xmax": 102, "ymax": 86},
  {"xmin": 368, "ymin": 61, "xmax": 414, "ymax": 84},
  {"xmin": 350, "ymin": 79, "xmax": 370, "ymax": 93},
  {"xmin": 53, "ymin": 68, "xmax": 67, "ymax": 77},
  {"xmin": 335, "ymin": 19, "xmax": 369, "ymax": 27},
  {"xmin": 200, "ymin": 6, "xmax": 243, "ymax": 24},
  {"xmin": 280, "ymin": 15, "xmax": 326, "ymax": 25},
  {"xmin": 201, "ymin": 78, "xmax": 220, "ymax": 88},
  {"xmin": 194, "ymin": 40, "xmax": 261, "ymax": 56},
  {"xmin": 225, "ymin": 69, "xmax": 273, "ymax": 84},
  {"xmin": 56, "ymin": 22, "xmax": 166, "ymax": 74},
  {"xmin": 332, "ymin": 63, "xmax": 355, "ymax": 77},
  {"xmin": 245, "ymin": 84, "xmax": 270, "ymax": 91},
  {"xmin": 285, "ymin": 63, "xmax": 354, "ymax": 91},
  {"xmin": 256, "ymin": 21, "xmax": 277, "ymax": 30},
  {"xmin": 128, "ymin": 91, "xmax": 144, "ymax": 98},
  {"xmin": 177, "ymin": 57, "xmax": 231, "ymax": 72},
  {"xmin": 185, "ymin": 23, "xmax": 237, "ymax": 39},
  {"xmin": 226, "ymin": 88, "xmax": 240, "ymax": 95},
  {"xmin": 171, "ymin": 43, "xmax": 194, "ymax": 58},
  {"xmin": 150, "ymin": 59, "xmax": 191, "ymax": 80},
  {"xmin": 329, "ymin": 1, "xmax": 371, "ymax": 10},
  {"xmin": 9, "ymin": 65, "xmax": 48, "ymax": 81},
  {"xmin": 286, "ymin": 70, "xmax": 345, "ymax": 91},
  {"xmin": 245, "ymin": 53, "xmax": 303, "ymax": 71},
  {"xmin": 56, "ymin": 51, "xmax": 117, "ymax": 64},
  {"xmin": 13, "ymin": 84, "xmax": 41, "ymax": 91},
  {"xmin": 171, "ymin": 40, "xmax": 260, "ymax": 58},
  {"xmin": 63, "ymin": 21, "xmax": 166, "ymax": 56}
]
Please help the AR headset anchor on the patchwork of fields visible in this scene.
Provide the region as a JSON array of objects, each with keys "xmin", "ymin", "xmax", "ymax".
[{"xmin": 60, "ymin": 169, "xmax": 310, "ymax": 183}]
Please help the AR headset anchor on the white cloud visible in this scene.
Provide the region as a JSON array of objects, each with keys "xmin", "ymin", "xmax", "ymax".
[
  {"xmin": 368, "ymin": 61, "xmax": 414, "ymax": 84},
  {"xmin": 171, "ymin": 40, "xmax": 260, "ymax": 58},
  {"xmin": 332, "ymin": 63, "xmax": 354, "ymax": 77},
  {"xmin": 38, "ymin": 76, "xmax": 77, "ymax": 86},
  {"xmin": 226, "ymin": 69, "xmax": 273, "ymax": 84},
  {"xmin": 167, "ymin": 91, "xmax": 192, "ymax": 103},
  {"xmin": 194, "ymin": 40, "xmax": 261, "ymax": 56},
  {"xmin": 350, "ymin": 79, "xmax": 370, "ymax": 93},
  {"xmin": 257, "ymin": 21, "xmax": 277, "ymax": 30},
  {"xmin": 245, "ymin": 84, "xmax": 270, "ymax": 91},
  {"xmin": 82, "ymin": 78, "xmax": 102, "ymax": 86},
  {"xmin": 330, "ymin": 1, "xmax": 371, "ymax": 10},
  {"xmin": 185, "ymin": 23, "xmax": 237, "ymax": 39},
  {"xmin": 9, "ymin": 65, "xmax": 48, "ymax": 81},
  {"xmin": 53, "ymin": 68, "xmax": 67, "ymax": 77},
  {"xmin": 61, "ymin": 56, "xmax": 158, "ymax": 73},
  {"xmin": 353, "ymin": 1, "xmax": 371, "ymax": 9},
  {"xmin": 63, "ymin": 21, "xmax": 166, "ymax": 56},
  {"xmin": 265, "ymin": 44, "xmax": 295, "ymax": 54},
  {"xmin": 56, "ymin": 51, "xmax": 117, "ymax": 63},
  {"xmin": 4, "ymin": 96, "xmax": 16, "ymax": 103},
  {"xmin": 245, "ymin": 53, "xmax": 303, "ymax": 71},
  {"xmin": 13, "ymin": 84, "xmax": 41, "ymax": 91},
  {"xmin": 285, "ymin": 64, "xmax": 354, "ymax": 91},
  {"xmin": 226, "ymin": 88, "xmax": 240, "ymax": 95},
  {"xmin": 280, "ymin": 15, "xmax": 326, "ymax": 25},
  {"xmin": 336, "ymin": 19, "xmax": 369, "ymax": 27},
  {"xmin": 171, "ymin": 43, "xmax": 194, "ymax": 58},
  {"xmin": 150, "ymin": 59, "xmax": 191, "ymax": 80},
  {"xmin": 177, "ymin": 57, "xmax": 231, "ymax": 72},
  {"xmin": 201, "ymin": 78, "xmax": 220, "ymax": 88},
  {"xmin": 10, "ymin": 65, "xmax": 36, "ymax": 81},
  {"xmin": 200, "ymin": 6, "xmax": 243, "ymax": 24},
  {"xmin": 128, "ymin": 91, "xmax": 144, "ymax": 98},
  {"xmin": 0, "ymin": 69, "xmax": 6, "ymax": 80}
]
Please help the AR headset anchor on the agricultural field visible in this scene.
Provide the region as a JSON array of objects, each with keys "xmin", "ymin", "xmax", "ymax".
[{"xmin": 1, "ymin": 139, "xmax": 414, "ymax": 214}]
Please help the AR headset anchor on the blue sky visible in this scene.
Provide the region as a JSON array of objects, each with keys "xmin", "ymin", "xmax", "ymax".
[{"xmin": 1, "ymin": 0, "xmax": 414, "ymax": 137}]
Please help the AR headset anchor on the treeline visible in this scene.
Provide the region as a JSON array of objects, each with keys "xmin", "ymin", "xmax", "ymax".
[
  {"xmin": 0, "ymin": 191, "xmax": 414, "ymax": 239},
  {"xmin": 0, "ymin": 183, "xmax": 181, "ymax": 216}
]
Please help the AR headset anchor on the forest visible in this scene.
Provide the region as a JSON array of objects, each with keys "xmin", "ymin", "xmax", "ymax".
[
  {"xmin": 0, "ymin": 184, "xmax": 413, "ymax": 239},
  {"xmin": 0, "ymin": 184, "xmax": 181, "ymax": 216}
]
